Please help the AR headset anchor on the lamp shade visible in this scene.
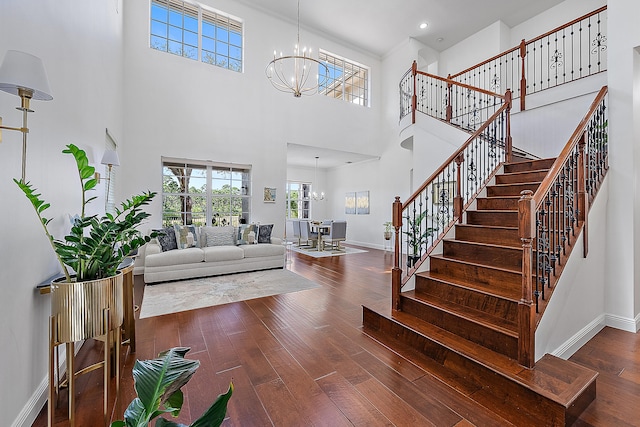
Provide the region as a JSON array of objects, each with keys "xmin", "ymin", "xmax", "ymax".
[
  {"xmin": 0, "ymin": 50, "xmax": 53, "ymax": 100},
  {"xmin": 100, "ymin": 150, "xmax": 120, "ymax": 167}
]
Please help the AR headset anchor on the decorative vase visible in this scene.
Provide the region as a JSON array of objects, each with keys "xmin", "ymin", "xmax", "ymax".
[{"xmin": 384, "ymin": 231, "xmax": 392, "ymax": 240}]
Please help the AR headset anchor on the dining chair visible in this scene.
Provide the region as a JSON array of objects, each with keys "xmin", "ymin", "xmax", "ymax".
[
  {"xmin": 292, "ymin": 219, "xmax": 302, "ymax": 246},
  {"xmin": 300, "ymin": 220, "xmax": 319, "ymax": 249},
  {"xmin": 321, "ymin": 220, "xmax": 347, "ymax": 251}
]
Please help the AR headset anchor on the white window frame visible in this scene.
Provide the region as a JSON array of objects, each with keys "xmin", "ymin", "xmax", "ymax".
[
  {"xmin": 285, "ymin": 181, "xmax": 311, "ymax": 219},
  {"xmin": 150, "ymin": 0, "xmax": 243, "ymax": 72},
  {"xmin": 162, "ymin": 157, "xmax": 251, "ymax": 227},
  {"xmin": 319, "ymin": 50, "xmax": 370, "ymax": 107}
]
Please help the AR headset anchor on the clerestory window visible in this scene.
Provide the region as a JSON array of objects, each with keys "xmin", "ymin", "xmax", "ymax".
[
  {"xmin": 150, "ymin": 0, "xmax": 243, "ymax": 72},
  {"xmin": 319, "ymin": 50, "xmax": 369, "ymax": 106}
]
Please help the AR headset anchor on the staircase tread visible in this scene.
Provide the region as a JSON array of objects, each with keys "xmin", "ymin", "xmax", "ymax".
[
  {"xmin": 430, "ymin": 253, "xmax": 521, "ymax": 275},
  {"xmin": 378, "ymin": 309, "xmax": 598, "ymax": 406},
  {"xmin": 405, "ymin": 289, "xmax": 519, "ymax": 334},
  {"xmin": 490, "ymin": 181, "xmax": 542, "ymax": 188},
  {"xmin": 417, "ymin": 270, "xmax": 521, "ymax": 302},
  {"xmin": 444, "ymin": 238, "xmax": 523, "ymax": 252},
  {"xmin": 501, "ymin": 168, "xmax": 550, "ymax": 176}
]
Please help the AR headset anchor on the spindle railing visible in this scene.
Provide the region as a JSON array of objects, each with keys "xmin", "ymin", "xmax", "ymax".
[
  {"xmin": 400, "ymin": 62, "xmax": 506, "ymax": 133},
  {"xmin": 392, "ymin": 93, "xmax": 512, "ymax": 310},
  {"xmin": 449, "ymin": 6, "xmax": 606, "ymax": 111},
  {"xmin": 517, "ymin": 86, "xmax": 607, "ymax": 366}
]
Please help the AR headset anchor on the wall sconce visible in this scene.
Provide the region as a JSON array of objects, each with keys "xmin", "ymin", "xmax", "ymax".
[
  {"xmin": 95, "ymin": 150, "xmax": 120, "ymax": 208},
  {"xmin": 0, "ymin": 50, "xmax": 53, "ymax": 183}
]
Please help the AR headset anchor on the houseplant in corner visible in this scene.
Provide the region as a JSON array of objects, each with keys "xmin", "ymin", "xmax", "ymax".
[
  {"xmin": 15, "ymin": 143, "xmax": 157, "ymax": 424},
  {"xmin": 404, "ymin": 211, "xmax": 436, "ymax": 268},
  {"xmin": 383, "ymin": 221, "xmax": 393, "ymax": 241}
]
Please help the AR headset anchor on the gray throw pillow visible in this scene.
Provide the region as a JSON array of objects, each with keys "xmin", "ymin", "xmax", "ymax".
[
  {"xmin": 155, "ymin": 226, "xmax": 177, "ymax": 252},
  {"xmin": 203, "ymin": 226, "xmax": 236, "ymax": 246},
  {"xmin": 257, "ymin": 224, "xmax": 273, "ymax": 243}
]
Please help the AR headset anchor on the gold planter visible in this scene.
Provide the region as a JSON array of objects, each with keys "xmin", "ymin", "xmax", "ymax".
[
  {"xmin": 50, "ymin": 271, "xmax": 124, "ymax": 343},
  {"xmin": 48, "ymin": 271, "xmax": 124, "ymax": 427}
]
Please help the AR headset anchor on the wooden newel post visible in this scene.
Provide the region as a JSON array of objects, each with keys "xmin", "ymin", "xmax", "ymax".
[
  {"xmin": 446, "ymin": 74, "xmax": 453, "ymax": 122},
  {"xmin": 454, "ymin": 153, "xmax": 464, "ymax": 222},
  {"xmin": 505, "ymin": 89, "xmax": 513, "ymax": 163},
  {"xmin": 518, "ymin": 189, "xmax": 536, "ymax": 368},
  {"xmin": 392, "ymin": 196, "xmax": 403, "ymax": 311},
  {"xmin": 519, "ymin": 39, "xmax": 527, "ymax": 111},
  {"xmin": 411, "ymin": 61, "xmax": 418, "ymax": 125},
  {"xmin": 577, "ymin": 132, "xmax": 589, "ymax": 257}
]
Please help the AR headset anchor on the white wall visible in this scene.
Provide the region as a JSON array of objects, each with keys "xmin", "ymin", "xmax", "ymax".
[
  {"xmin": 121, "ymin": 0, "xmax": 383, "ymax": 240},
  {"xmin": 605, "ymin": 0, "xmax": 640, "ymax": 331},
  {"xmin": 0, "ymin": 1, "xmax": 124, "ymax": 425}
]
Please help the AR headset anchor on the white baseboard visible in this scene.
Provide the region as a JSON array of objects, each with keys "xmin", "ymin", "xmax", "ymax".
[
  {"xmin": 605, "ymin": 313, "xmax": 639, "ymax": 332},
  {"xmin": 11, "ymin": 341, "xmax": 84, "ymax": 427},
  {"xmin": 550, "ymin": 315, "xmax": 606, "ymax": 360}
]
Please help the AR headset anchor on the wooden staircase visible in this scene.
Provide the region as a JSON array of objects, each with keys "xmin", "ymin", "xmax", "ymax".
[{"xmin": 363, "ymin": 158, "xmax": 598, "ymax": 426}]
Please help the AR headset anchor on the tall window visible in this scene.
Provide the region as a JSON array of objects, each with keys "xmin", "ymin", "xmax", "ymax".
[
  {"xmin": 319, "ymin": 50, "xmax": 369, "ymax": 106},
  {"xmin": 150, "ymin": 0, "xmax": 243, "ymax": 72},
  {"xmin": 162, "ymin": 159, "xmax": 251, "ymax": 227},
  {"xmin": 286, "ymin": 181, "xmax": 311, "ymax": 219},
  {"xmin": 104, "ymin": 129, "xmax": 118, "ymax": 215}
]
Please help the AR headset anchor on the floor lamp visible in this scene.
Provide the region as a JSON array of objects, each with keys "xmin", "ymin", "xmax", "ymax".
[{"xmin": 0, "ymin": 50, "xmax": 53, "ymax": 183}]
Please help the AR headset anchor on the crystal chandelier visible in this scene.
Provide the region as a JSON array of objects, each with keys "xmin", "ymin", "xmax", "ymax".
[
  {"xmin": 265, "ymin": 0, "xmax": 329, "ymax": 97},
  {"xmin": 312, "ymin": 156, "xmax": 325, "ymax": 200}
]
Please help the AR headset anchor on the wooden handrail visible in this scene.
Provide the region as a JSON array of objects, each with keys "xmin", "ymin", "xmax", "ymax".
[
  {"xmin": 526, "ymin": 5, "xmax": 607, "ymax": 46},
  {"xmin": 402, "ymin": 98, "xmax": 511, "ymax": 210},
  {"xmin": 449, "ymin": 45, "xmax": 520, "ymax": 79},
  {"xmin": 532, "ymin": 86, "xmax": 608, "ymax": 208},
  {"xmin": 415, "ymin": 69, "xmax": 507, "ymax": 101}
]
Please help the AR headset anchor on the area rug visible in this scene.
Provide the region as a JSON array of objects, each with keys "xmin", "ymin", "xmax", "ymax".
[
  {"xmin": 290, "ymin": 246, "xmax": 367, "ymax": 258},
  {"xmin": 139, "ymin": 269, "xmax": 320, "ymax": 318}
]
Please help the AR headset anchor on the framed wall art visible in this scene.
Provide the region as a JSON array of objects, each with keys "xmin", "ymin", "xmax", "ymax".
[{"xmin": 263, "ymin": 187, "xmax": 276, "ymax": 203}]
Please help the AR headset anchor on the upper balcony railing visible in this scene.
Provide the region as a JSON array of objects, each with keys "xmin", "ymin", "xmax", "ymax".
[{"xmin": 449, "ymin": 6, "xmax": 607, "ymax": 111}]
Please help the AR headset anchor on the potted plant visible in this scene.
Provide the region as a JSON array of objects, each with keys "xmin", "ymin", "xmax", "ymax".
[
  {"xmin": 16, "ymin": 143, "xmax": 156, "ymax": 282},
  {"xmin": 111, "ymin": 347, "xmax": 233, "ymax": 427},
  {"xmin": 403, "ymin": 211, "xmax": 436, "ymax": 268},
  {"xmin": 383, "ymin": 221, "xmax": 393, "ymax": 240}
]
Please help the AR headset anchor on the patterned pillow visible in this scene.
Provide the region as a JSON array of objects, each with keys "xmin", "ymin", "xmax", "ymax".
[
  {"xmin": 203, "ymin": 226, "xmax": 236, "ymax": 247},
  {"xmin": 237, "ymin": 224, "xmax": 256, "ymax": 245},
  {"xmin": 155, "ymin": 227, "xmax": 177, "ymax": 252},
  {"xmin": 174, "ymin": 224, "xmax": 198, "ymax": 249},
  {"xmin": 257, "ymin": 224, "xmax": 274, "ymax": 243}
]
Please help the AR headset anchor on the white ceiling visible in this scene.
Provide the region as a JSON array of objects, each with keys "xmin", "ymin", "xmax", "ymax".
[
  {"xmin": 235, "ymin": 0, "xmax": 565, "ymax": 57},
  {"xmin": 244, "ymin": 0, "xmax": 567, "ymax": 169}
]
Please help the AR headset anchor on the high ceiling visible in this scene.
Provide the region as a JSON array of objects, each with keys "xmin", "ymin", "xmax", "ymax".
[
  {"xmin": 236, "ymin": 0, "xmax": 566, "ymax": 57},
  {"xmin": 240, "ymin": 0, "xmax": 567, "ymax": 168}
]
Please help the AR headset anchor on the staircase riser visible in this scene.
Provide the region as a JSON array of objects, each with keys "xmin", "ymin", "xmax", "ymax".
[
  {"xmin": 504, "ymin": 159, "xmax": 555, "ymax": 173},
  {"xmin": 496, "ymin": 170, "xmax": 549, "ymax": 184},
  {"xmin": 362, "ymin": 308, "xmax": 567, "ymax": 425},
  {"xmin": 430, "ymin": 258, "xmax": 521, "ymax": 290},
  {"xmin": 455, "ymin": 225, "xmax": 520, "ymax": 247},
  {"xmin": 466, "ymin": 211, "xmax": 518, "ymax": 227},
  {"xmin": 401, "ymin": 296, "xmax": 518, "ymax": 359},
  {"xmin": 476, "ymin": 198, "xmax": 519, "ymax": 210},
  {"xmin": 487, "ymin": 183, "xmax": 540, "ymax": 197},
  {"xmin": 443, "ymin": 241, "xmax": 522, "ymax": 271},
  {"xmin": 416, "ymin": 276, "xmax": 518, "ymax": 323}
]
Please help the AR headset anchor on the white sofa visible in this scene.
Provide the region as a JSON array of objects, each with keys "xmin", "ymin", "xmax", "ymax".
[{"xmin": 138, "ymin": 226, "xmax": 285, "ymax": 284}]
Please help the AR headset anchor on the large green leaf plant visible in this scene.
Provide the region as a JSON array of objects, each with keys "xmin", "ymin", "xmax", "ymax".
[
  {"xmin": 111, "ymin": 347, "xmax": 233, "ymax": 427},
  {"xmin": 15, "ymin": 143, "xmax": 156, "ymax": 282}
]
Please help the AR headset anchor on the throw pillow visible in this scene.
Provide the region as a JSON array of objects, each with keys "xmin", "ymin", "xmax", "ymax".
[
  {"xmin": 257, "ymin": 224, "xmax": 274, "ymax": 243},
  {"xmin": 174, "ymin": 224, "xmax": 198, "ymax": 249},
  {"xmin": 155, "ymin": 226, "xmax": 177, "ymax": 252},
  {"xmin": 203, "ymin": 226, "xmax": 236, "ymax": 247},
  {"xmin": 237, "ymin": 224, "xmax": 256, "ymax": 245}
]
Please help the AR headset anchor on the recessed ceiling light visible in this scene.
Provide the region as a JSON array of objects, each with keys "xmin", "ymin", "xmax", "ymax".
[
  {"xmin": 419, "ymin": 22, "xmax": 428, "ymax": 29},
  {"xmin": 436, "ymin": 37, "xmax": 444, "ymax": 42}
]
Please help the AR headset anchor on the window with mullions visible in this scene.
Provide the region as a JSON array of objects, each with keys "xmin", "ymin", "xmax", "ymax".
[
  {"xmin": 150, "ymin": 0, "xmax": 243, "ymax": 72},
  {"xmin": 319, "ymin": 51, "xmax": 369, "ymax": 106},
  {"xmin": 286, "ymin": 181, "xmax": 311, "ymax": 219},
  {"xmin": 162, "ymin": 159, "xmax": 251, "ymax": 227}
]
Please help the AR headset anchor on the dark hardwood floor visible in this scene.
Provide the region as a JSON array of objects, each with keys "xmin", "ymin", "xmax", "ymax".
[{"xmin": 34, "ymin": 246, "xmax": 640, "ymax": 426}]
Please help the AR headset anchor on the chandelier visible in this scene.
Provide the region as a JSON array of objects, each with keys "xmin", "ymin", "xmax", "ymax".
[
  {"xmin": 312, "ymin": 156, "xmax": 325, "ymax": 200},
  {"xmin": 265, "ymin": 0, "xmax": 329, "ymax": 97}
]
